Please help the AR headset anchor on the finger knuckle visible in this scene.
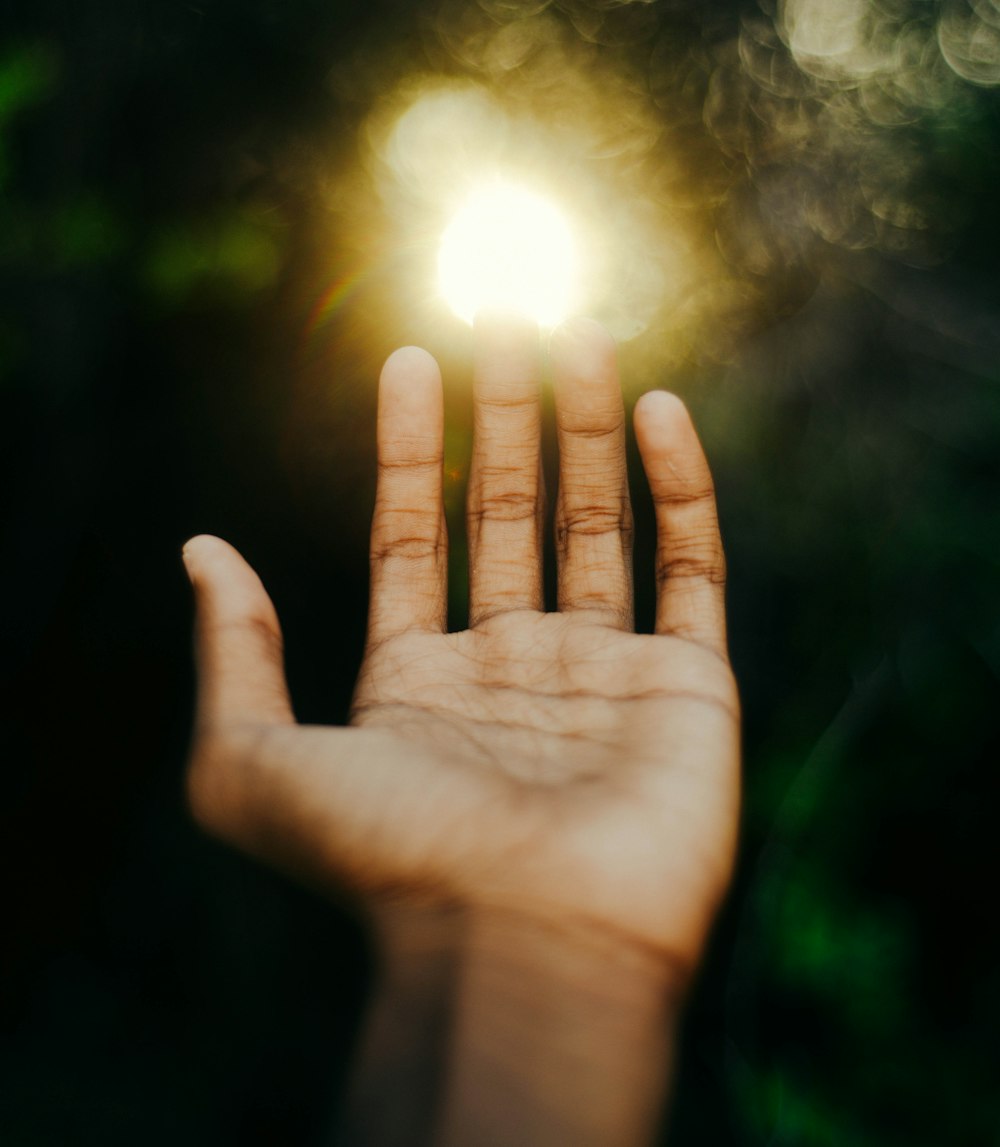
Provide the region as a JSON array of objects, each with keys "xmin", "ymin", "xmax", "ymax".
[
  {"xmin": 656, "ymin": 541, "xmax": 727, "ymax": 586},
  {"xmin": 371, "ymin": 533, "xmax": 443, "ymax": 563},
  {"xmin": 205, "ymin": 616, "xmax": 285, "ymax": 668},
  {"xmin": 652, "ymin": 481, "xmax": 716, "ymax": 509},
  {"xmin": 557, "ymin": 500, "xmax": 632, "ymax": 543},
  {"xmin": 557, "ymin": 409, "xmax": 625, "ymax": 441},
  {"xmin": 471, "ymin": 488, "xmax": 538, "ymax": 524},
  {"xmin": 475, "ymin": 391, "xmax": 537, "ymax": 413},
  {"xmin": 378, "ymin": 450, "xmax": 443, "ymax": 472}
]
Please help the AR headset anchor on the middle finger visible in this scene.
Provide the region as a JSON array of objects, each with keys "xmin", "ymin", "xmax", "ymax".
[{"xmin": 466, "ymin": 311, "xmax": 544, "ymax": 627}]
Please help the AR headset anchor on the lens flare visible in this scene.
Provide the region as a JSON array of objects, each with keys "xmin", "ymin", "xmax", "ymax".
[{"xmin": 437, "ymin": 181, "xmax": 578, "ymax": 327}]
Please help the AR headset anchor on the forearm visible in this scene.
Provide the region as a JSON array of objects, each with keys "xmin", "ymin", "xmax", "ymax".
[{"xmin": 344, "ymin": 902, "xmax": 686, "ymax": 1147}]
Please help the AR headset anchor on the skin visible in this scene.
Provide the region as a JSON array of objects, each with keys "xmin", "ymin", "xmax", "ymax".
[{"xmin": 183, "ymin": 313, "xmax": 740, "ymax": 1145}]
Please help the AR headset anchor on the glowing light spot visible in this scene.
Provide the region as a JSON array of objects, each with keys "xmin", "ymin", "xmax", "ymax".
[
  {"xmin": 781, "ymin": 0, "xmax": 879, "ymax": 79},
  {"xmin": 437, "ymin": 181, "xmax": 577, "ymax": 327},
  {"xmin": 939, "ymin": 0, "xmax": 1000, "ymax": 87}
]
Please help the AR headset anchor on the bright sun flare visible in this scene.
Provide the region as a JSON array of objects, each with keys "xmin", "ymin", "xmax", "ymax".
[{"xmin": 437, "ymin": 181, "xmax": 577, "ymax": 327}]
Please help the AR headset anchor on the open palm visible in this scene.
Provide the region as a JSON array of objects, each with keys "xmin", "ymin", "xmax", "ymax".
[{"xmin": 184, "ymin": 315, "xmax": 739, "ymax": 976}]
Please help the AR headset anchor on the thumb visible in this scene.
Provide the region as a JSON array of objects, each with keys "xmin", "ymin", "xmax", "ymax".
[{"xmin": 182, "ymin": 534, "xmax": 295, "ymax": 732}]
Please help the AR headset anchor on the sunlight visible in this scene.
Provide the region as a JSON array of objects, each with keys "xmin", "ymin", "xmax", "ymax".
[{"xmin": 437, "ymin": 180, "xmax": 578, "ymax": 327}]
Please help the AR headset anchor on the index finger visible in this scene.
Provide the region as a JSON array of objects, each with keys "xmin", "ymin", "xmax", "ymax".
[{"xmin": 367, "ymin": 347, "xmax": 447, "ymax": 647}]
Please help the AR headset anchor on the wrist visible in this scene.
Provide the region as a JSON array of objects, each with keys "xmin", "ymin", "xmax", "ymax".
[
  {"xmin": 372, "ymin": 894, "xmax": 691, "ymax": 998},
  {"xmin": 364, "ymin": 897, "xmax": 685, "ymax": 1147},
  {"xmin": 447, "ymin": 907, "xmax": 681, "ymax": 1146}
]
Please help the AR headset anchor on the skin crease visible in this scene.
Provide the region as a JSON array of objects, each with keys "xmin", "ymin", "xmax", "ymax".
[{"xmin": 183, "ymin": 312, "xmax": 741, "ymax": 1145}]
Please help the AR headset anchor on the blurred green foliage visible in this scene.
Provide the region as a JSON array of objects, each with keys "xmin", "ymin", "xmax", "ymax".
[
  {"xmin": 0, "ymin": 43, "xmax": 58, "ymax": 124},
  {"xmin": 0, "ymin": 43, "xmax": 56, "ymax": 198},
  {"xmin": 143, "ymin": 211, "xmax": 284, "ymax": 306}
]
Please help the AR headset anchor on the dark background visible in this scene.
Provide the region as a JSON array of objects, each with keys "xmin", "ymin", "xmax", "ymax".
[{"xmin": 3, "ymin": 1, "xmax": 999, "ymax": 1143}]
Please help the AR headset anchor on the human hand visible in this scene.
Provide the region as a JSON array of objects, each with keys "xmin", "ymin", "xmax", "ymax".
[{"xmin": 183, "ymin": 314, "xmax": 739, "ymax": 980}]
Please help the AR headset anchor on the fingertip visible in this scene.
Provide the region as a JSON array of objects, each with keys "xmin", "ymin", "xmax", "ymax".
[
  {"xmin": 182, "ymin": 533, "xmax": 215, "ymax": 558},
  {"xmin": 381, "ymin": 344, "xmax": 439, "ymax": 375},
  {"xmin": 550, "ymin": 315, "xmax": 615, "ymax": 350},
  {"xmin": 183, "ymin": 538, "xmax": 293, "ymax": 731},
  {"xmin": 182, "ymin": 534, "xmax": 235, "ymax": 580},
  {"xmin": 380, "ymin": 345, "xmax": 441, "ymax": 389},
  {"xmin": 379, "ymin": 348, "xmax": 444, "ymax": 436},
  {"xmin": 549, "ymin": 316, "xmax": 616, "ymax": 381},
  {"xmin": 472, "ymin": 310, "xmax": 540, "ymax": 390},
  {"xmin": 634, "ymin": 390, "xmax": 698, "ymax": 450},
  {"xmin": 634, "ymin": 388, "xmax": 687, "ymax": 424},
  {"xmin": 473, "ymin": 308, "xmax": 538, "ymax": 341},
  {"xmin": 181, "ymin": 535, "xmax": 275, "ymax": 619},
  {"xmin": 472, "ymin": 311, "xmax": 540, "ymax": 383}
]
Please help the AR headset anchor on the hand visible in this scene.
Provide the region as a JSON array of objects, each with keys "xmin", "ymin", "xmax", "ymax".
[
  {"xmin": 183, "ymin": 314, "xmax": 739, "ymax": 978},
  {"xmin": 184, "ymin": 314, "xmax": 740, "ymax": 1144}
]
